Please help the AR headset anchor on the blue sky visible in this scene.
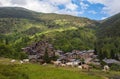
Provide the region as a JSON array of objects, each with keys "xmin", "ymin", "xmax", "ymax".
[
  {"xmin": 0, "ymin": 0, "xmax": 120, "ymax": 20},
  {"xmin": 71, "ymin": 0, "xmax": 108, "ymax": 20}
]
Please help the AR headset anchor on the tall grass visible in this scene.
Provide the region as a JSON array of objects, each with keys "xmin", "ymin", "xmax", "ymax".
[{"xmin": 20, "ymin": 64, "xmax": 104, "ymax": 79}]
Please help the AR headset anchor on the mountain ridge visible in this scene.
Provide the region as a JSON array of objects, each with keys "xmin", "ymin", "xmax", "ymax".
[{"xmin": 0, "ymin": 7, "xmax": 99, "ymax": 34}]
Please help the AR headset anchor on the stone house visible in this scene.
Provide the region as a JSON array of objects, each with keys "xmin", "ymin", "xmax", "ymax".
[
  {"xmin": 22, "ymin": 41, "xmax": 56, "ymax": 63},
  {"xmin": 57, "ymin": 50, "xmax": 95, "ymax": 64}
]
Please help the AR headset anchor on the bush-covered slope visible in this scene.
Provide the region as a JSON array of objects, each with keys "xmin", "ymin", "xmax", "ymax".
[
  {"xmin": 0, "ymin": 7, "xmax": 98, "ymax": 34},
  {"xmin": 31, "ymin": 27, "xmax": 96, "ymax": 52},
  {"xmin": 96, "ymin": 13, "xmax": 120, "ymax": 60},
  {"xmin": 0, "ymin": 7, "xmax": 98, "ymax": 59}
]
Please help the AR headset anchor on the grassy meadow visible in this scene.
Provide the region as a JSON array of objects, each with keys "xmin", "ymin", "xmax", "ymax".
[{"xmin": 0, "ymin": 58, "xmax": 120, "ymax": 79}]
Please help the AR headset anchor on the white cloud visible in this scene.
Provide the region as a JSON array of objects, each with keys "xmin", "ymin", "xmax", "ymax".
[
  {"xmin": 48, "ymin": 0, "xmax": 71, "ymax": 5},
  {"xmin": 24, "ymin": 0, "xmax": 58, "ymax": 13},
  {"xmin": 101, "ymin": 16, "xmax": 107, "ymax": 20},
  {"xmin": 11, "ymin": 0, "xmax": 27, "ymax": 5},
  {"xmin": 65, "ymin": 3, "xmax": 78, "ymax": 11},
  {"xmin": 0, "ymin": 0, "xmax": 81, "ymax": 16},
  {"xmin": 87, "ymin": 0, "xmax": 120, "ymax": 15},
  {"xmin": 87, "ymin": 0, "xmax": 107, "ymax": 4},
  {"xmin": 0, "ymin": 0, "xmax": 11, "ymax": 6},
  {"xmin": 80, "ymin": 2, "xmax": 89, "ymax": 10},
  {"xmin": 88, "ymin": 10, "xmax": 97, "ymax": 14},
  {"xmin": 56, "ymin": 9, "xmax": 78, "ymax": 16}
]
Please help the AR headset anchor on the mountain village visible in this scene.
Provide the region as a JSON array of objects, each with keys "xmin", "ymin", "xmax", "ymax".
[{"xmin": 22, "ymin": 41, "xmax": 120, "ymax": 69}]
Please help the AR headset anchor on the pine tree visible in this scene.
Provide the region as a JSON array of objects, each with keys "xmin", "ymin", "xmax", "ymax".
[{"xmin": 43, "ymin": 48, "xmax": 50, "ymax": 63}]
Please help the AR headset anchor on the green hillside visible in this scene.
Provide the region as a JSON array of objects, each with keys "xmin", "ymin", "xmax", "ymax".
[
  {"xmin": 0, "ymin": 7, "xmax": 98, "ymax": 34},
  {"xmin": 31, "ymin": 27, "xmax": 96, "ymax": 52},
  {"xmin": 0, "ymin": 7, "xmax": 98, "ymax": 59},
  {"xmin": 95, "ymin": 13, "xmax": 120, "ymax": 60}
]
